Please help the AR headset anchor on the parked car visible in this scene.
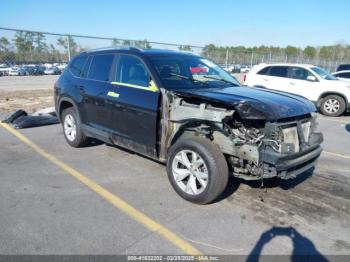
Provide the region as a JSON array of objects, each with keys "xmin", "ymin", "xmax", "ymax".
[
  {"xmin": 44, "ymin": 66, "xmax": 60, "ymax": 75},
  {"xmin": 336, "ymin": 64, "xmax": 350, "ymax": 72},
  {"xmin": 0, "ymin": 65, "xmax": 12, "ymax": 76},
  {"xmin": 8, "ymin": 67, "xmax": 27, "ymax": 76},
  {"xmin": 240, "ymin": 65, "xmax": 251, "ymax": 73},
  {"xmin": 332, "ymin": 71, "xmax": 350, "ymax": 82},
  {"xmin": 244, "ymin": 63, "xmax": 350, "ymax": 117},
  {"xmin": 55, "ymin": 48, "xmax": 323, "ymax": 204}
]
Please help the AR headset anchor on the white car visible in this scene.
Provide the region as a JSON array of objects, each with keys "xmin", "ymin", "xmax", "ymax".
[
  {"xmin": 333, "ymin": 70, "xmax": 350, "ymax": 82},
  {"xmin": 244, "ymin": 63, "xmax": 350, "ymax": 116}
]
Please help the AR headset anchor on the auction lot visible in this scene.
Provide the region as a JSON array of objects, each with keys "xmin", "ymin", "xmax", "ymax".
[{"xmin": 0, "ymin": 77, "xmax": 350, "ymax": 258}]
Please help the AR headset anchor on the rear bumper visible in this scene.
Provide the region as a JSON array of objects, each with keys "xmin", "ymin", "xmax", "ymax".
[{"xmin": 262, "ymin": 133, "xmax": 323, "ymax": 179}]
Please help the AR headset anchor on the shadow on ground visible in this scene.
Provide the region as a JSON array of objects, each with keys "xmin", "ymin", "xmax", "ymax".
[
  {"xmin": 345, "ymin": 124, "xmax": 350, "ymax": 133},
  {"xmin": 216, "ymin": 168, "xmax": 315, "ymax": 202},
  {"xmin": 246, "ymin": 226, "xmax": 328, "ymax": 262}
]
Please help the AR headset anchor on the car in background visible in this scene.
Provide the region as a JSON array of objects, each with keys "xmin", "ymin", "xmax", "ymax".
[
  {"xmin": 44, "ymin": 66, "xmax": 61, "ymax": 75},
  {"xmin": 332, "ymin": 71, "xmax": 350, "ymax": 82},
  {"xmin": 240, "ymin": 65, "xmax": 251, "ymax": 73},
  {"xmin": 8, "ymin": 67, "xmax": 27, "ymax": 76},
  {"xmin": 0, "ymin": 64, "xmax": 11, "ymax": 76},
  {"xmin": 244, "ymin": 63, "xmax": 350, "ymax": 117},
  {"xmin": 336, "ymin": 64, "xmax": 350, "ymax": 72}
]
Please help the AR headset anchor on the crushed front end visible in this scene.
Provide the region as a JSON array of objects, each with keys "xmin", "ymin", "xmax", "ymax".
[{"xmin": 220, "ymin": 113, "xmax": 323, "ymax": 180}]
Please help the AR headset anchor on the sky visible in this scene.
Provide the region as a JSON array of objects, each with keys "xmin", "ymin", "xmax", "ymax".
[{"xmin": 0, "ymin": 0, "xmax": 349, "ymax": 48}]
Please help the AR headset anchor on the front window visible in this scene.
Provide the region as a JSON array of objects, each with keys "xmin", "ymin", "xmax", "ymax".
[
  {"xmin": 149, "ymin": 55, "xmax": 240, "ymax": 90},
  {"xmin": 311, "ymin": 67, "xmax": 337, "ymax": 80}
]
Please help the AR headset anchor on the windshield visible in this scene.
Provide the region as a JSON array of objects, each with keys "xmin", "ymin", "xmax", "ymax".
[
  {"xmin": 311, "ymin": 67, "xmax": 337, "ymax": 80},
  {"xmin": 149, "ymin": 55, "xmax": 240, "ymax": 90}
]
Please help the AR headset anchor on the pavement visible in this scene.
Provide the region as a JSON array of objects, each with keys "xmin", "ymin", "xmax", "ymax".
[
  {"xmin": 0, "ymin": 75, "xmax": 58, "ymax": 91},
  {"xmin": 0, "ymin": 113, "xmax": 349, "ymax": 258}
]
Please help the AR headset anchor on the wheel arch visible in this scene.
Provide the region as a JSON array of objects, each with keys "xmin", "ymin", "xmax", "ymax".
[
  {"xmin": 317, "ymin": 92, "xmax": 348, "ymax": 107},
  {"xmin": 58, "ymin": 97, "xmax": 80, "ymax": 122}
]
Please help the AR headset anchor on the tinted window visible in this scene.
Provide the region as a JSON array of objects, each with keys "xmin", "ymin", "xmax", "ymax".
[
  {"xmin": 336, "ymin": 72, "xmax": 350, "ymax": 78},
  {"xmin": 337, "ymin": 64, "xmax": 350, "ymax": 71},
  {"xmin": 70, "ymin": 55, "xmax": 87, "ymax": 77},
  {"xmin": 287, "ymin": 67, "xmax": 313, "ymax": 80},
  {"xmin": 269, "ymin": 66, "xmax": 288, "ymax": 77},
  {"xmin": 88, "ymin": 54, "xmax": 114, "ymax": 81},
  {"xmin": 116, "ymin": 55, "xmax": 150, "ymax": 87},
  {"xmin": 257, "ymin": 66, "xmax": 271, "ymax": 75},
  {"xmin": 81, "ymin": 56, "xmax": 92, "ymax": 78}
]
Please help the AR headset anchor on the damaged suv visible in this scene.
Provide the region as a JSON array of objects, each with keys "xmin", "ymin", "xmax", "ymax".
[{"xmin": 55, "ymin": 47, "xmax": 323, "ymax": 204}]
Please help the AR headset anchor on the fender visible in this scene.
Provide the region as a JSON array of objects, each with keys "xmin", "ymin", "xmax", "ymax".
[
  {"xmin": 316, "ymin": 91, "xmax": 348, "ymax": 107},
  {"xmin": 58, "ymin": 96, "xmax": 80, "ymax": 122}
]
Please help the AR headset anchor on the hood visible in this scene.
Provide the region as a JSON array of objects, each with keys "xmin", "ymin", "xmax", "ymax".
[{"xmin": 174, "ymin": 86, "xmax": 316, "ymax": 120}]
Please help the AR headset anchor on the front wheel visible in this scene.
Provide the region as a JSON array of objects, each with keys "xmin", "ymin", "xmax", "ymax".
[
  {"xmin": 166, "ymin": 136, "xmax": 229, "ymax": 204},
  {"xmin": 320, "ymin": 95, "xmax": 346, "ymax": 117}
]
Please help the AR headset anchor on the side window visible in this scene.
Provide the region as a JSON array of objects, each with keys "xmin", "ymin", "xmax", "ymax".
[
  {"xmin": 69, "ymin": 55, "xmax": 87, "ymax": 77},
  {"xmin": 80, "ymin": 56, "xmax": 92, "ymax": 78},
  {"xmin": 88, "ymin": 54, "xmax": 114, "ymax": 81},
  {"xmin": 337, "ymin": 72, "xmax": 350, "ymax": 78},
  {"xmin": 269, "ymin": 66, "xmax": 288, "ymax": 78},
  {"xmin": 257, "ymin": 66, "xmax": 271, "ymax": 75},
  {"xmin": 287, "ymin": 67, "xmax": 312, "ymax": 80},
  {"xmin": 115, "ymin": 55, "xmax": 150, "ymax": 87}
]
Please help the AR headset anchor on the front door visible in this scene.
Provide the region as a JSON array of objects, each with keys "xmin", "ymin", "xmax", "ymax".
[{"xmin": 108, "ymin": 54, "xmax": 160, "ymax": 156}]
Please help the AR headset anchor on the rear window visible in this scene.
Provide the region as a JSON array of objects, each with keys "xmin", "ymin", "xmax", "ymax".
[
  {"xmin": 69, "ymin": 55, "xmax": 87, "ymax": 77},
  {"xmin": 336, "ymin": 72, "xmax": 350, "ymax": 78},
  {"xmin": 269, "ymin": 66, "xmax": 288, "ymax": 77},
  {"xmin": 337, "ymin": 64, "xmax": 350, "ymax": 71},
  {"xmin": 88, "ymin": 54, "xmax": 114, "ymax": 81},
  {"xmin": 257, "ymin": 66, "xmax": 271, "ymax": 75}
]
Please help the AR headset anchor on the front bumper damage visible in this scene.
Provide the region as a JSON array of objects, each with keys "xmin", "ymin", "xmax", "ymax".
[{"xmin": 253, "ymin": 122, "xmax": 323, "ymax": 180}]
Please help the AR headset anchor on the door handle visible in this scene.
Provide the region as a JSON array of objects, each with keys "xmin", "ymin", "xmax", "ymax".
[
  {"xmin": 263, "ymin": 78, "xmax": 269, "ymax": 81},
  {"xmin": 289, "ymin": 82, "xmax": 296, "ymax": 85}
]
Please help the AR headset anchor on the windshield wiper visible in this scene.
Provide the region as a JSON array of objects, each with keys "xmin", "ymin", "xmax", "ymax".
[
  {"xmin": 202, "ymin": 75, "xmax": 239, "ymax": 86},
  {"xmin": 168, "ymin": 73, "xmax": 210, "ymax": 86}
]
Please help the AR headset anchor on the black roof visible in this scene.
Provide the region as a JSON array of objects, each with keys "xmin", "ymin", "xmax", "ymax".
[{"xmin": 82, "ymin": 47, "xmax": 198, "ymax": 57}]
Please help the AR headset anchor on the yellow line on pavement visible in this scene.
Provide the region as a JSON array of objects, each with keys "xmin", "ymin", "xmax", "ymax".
[
  {"xmin": 0, "ymin": 122, "xmax": 202, "ymax": 255},
  {"xmin": 323, "ymin": 150, "xmax": 350, "ymax": 160}
]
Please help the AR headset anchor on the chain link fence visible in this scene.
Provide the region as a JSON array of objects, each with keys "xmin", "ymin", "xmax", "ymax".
[
  {"xmin": 0, "ymin": 27, "xmax": 203, "ymax": 67},
  {"xmin": 0, "ymin": 27, "xmax": 349, "ymax": 73},
  {"xmin": 205, "ymin": 50, "xmax": 349, "ymax": 73}
]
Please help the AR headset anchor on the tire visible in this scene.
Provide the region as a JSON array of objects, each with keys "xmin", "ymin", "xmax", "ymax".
[
  {"xmin": 166, "ymin": 136, "xmax": 229, "ymax": 204},
  {"xmin": 320, "ymin": 95, "xmax": 346, "ymax": 117},
  {"xmin": 61, "ymin": 107, "xmax": 89, "ymax": 147}
]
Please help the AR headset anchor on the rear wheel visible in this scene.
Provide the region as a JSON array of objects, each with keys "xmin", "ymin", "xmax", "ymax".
[
  {"xmin": 166, "ymin": 136, "xmax": 229, "ymax": 204},
  {"xmin": 320, "ymin": 95, "xmax": 346, "ymax": 117},
  {"xmin": 62, "ymin": 107, "xmax": 89, "ymax": 147}
]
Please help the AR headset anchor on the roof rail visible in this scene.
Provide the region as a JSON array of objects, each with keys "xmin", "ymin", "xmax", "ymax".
[{"xmin": 84, "ymin": 46, "xmax": 142, "ymax": 53}]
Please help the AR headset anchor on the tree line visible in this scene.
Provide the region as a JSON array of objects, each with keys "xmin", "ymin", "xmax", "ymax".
[
  {"xmin": 0, "ymin": 32, "xmax": 155, "ymax": 63},
  {"xmin": 0, "ymin": 31, "xmax": 349, "ymax": 64},
  {"xmin": 201, "ymin": 44, "xmax": 350, "ymax": 63}
]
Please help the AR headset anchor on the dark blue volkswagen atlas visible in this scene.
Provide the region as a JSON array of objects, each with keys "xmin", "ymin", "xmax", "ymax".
[{"xmin": 55, "ymin": 47, "xmax": 323, "ymax": 204}]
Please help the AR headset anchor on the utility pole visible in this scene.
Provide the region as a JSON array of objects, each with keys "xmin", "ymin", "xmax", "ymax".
[
  {"xmin": 66, "ymin": 34, "xmax": 71, "ymax": 61},
  {"xmin": 225, "ymin": 49, "xmax": 228, "ymax": 68}
]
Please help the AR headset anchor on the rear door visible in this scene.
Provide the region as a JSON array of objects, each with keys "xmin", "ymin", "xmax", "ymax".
[
  {"xmin": 109, "ymin": 54, "xmax": 160, "ymax": 156},
  {"xmin": 82, "ymin": 53, "xmax": 116, "ymax": 131},
  {"xmin": 264, "ymin": 66, "xmax": 288, "ymax": 92},
  {"xmin": 284, "ymin": 66, "xmax": 318, "ymax": 100}
]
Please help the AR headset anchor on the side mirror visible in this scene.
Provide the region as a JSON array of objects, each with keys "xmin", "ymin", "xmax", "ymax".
[{"xmin": 306, "ymin": 75, "xmax": 317, "ymax": 82}]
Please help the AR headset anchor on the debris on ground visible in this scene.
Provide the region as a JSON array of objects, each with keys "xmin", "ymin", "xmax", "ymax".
[{"xmin": 2, "ymin": 107, "xmax": 59, "ymax": 129}]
